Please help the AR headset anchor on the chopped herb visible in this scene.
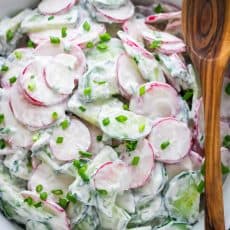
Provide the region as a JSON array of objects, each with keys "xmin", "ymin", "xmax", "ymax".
[
  {"xmin": 6, "ymin": 29, "xmax": 14, "ymax": 42},
  {"xmin": 34, "ymin": 202, "xmax": 42, "ymax": 208},
  {"xmin": 149, "ymin": 40, "xmax": 161, "ymax": 49},
  {"xmin": 197, "ymin": 180, "xmax": 204, "ymax": 193},
  {"xmin": 79, "ymin": 106, "xmax": 86, "ymax": 112},
  {"xmin": 40, "ymin": 192, "xmax": 48, "ymax": 201},
  {"xmin": 123, "ymin": 104, "xmax": 129, "ymax": 111},
  {"xmin": 79, "ymin": 150, "xmax": 93, "ymax": 158},
  {"xmin": 56, "ymin": 136, "xmax": 64, "ymax": 144},
  {"xmin": 78, "ymin": 166, "xmax": 90, "ymax": 182},
  {"xmin": 36, "ymin": 184, "xmax": 43, "ymax": 193},
  {"xmin": 52, "ymin": 112, "xmax": 58, "ymax": 120},
  {"xmin": 138, "ymin": 124, "xmax": 145, "ymax": 133},
  {"xmin": 83, "ymin": 21, "xmax": 91, "ymax": 31},
  {"xmin": 133, "ymin": 56, "xmax": 139, "ymax": 64},
  {"xmin": 223, "ymin": 135, "xmax": 230, "ymax": 149},
  {"xmin": 160, "ymin": 141, "xmax": 170, "ymax": 150},
  {"xmin": 99, "ymin": 32, "xmax": 111, "ymax": 42},
  {"xmin": 14, "ymin": 51, "xmax": 22, "ymax": 60},
  {"xmin": 32, "ymin": 133, "xmax": 40, "ymax": 142},
  {"xmin": 131, "ymin": 156, "xmax": 140, "ymax": 166},
  {"xmin": 225, "ymin": 83, "xmax": 230, "ymax": 95},
  {"xmin": 222, "ymin": 163, "xmax": 230, "ymax": 175},
  {"xmin": 9, "ymin": 76, "xmax": 17, "ymax": 84},
  {"xmin": 58, "ymin": 198, "xmax": 69, "ymax": 209},
  {"xmin": 154, "ymin": 54, "xmax": 161, "ymax": 62},
  {"xmin": 48, "ymin": 16, "xmax": 54, "ymax": 20},
  {"xmin": 24, "ymin": 197, "xmax": 33, "ymax": 206},
  {"xmin": 93, "ymin": 80, "xmax": 106, "ymax": 85},
  {"xmin": 154, "ymin": 3, "xmax": 164, "ymax": 13},
  {"xmin": 27, "ymin": 82, "xmax": 36, "ymax": 92},
  {"xmin": 102, "ymin": 118, "xmax": 110, "ymax": 126},
  {"xmin": 126, "ymin": 140, "xmax": 138, "ymax": 152},
  {"xmin": 0, "ymin": 114, "xmax": 4, "ymax": 124},
  {"xmin": 84, "ymin": 87, "xmax": 92, "ymax": 96},
  {"xmin": 139, "ymin": 85, "xmax": 146, "ymax": 96},
  {"xmin": 97, "ymin": 42, "xmax": 108, "ymax": 51},
  {"xmin": 182, "ymin": 89, "xmax": 193, "ymax": 101},
  {"xmin": 66, "ymin": 192, "xmax": 77, "ymax": 203},
  {"xmin": 51, "ymin": 189, "xmax": 63, "ymax": 195},
  {"xmin": 1, "ymin": 65, "xmax": 9, "ymax": 72},
  {"xmin": 50, "ymin": 36, "xmax": 60, "ymax": 44},
  {"xmin": 61, "ymin": 27, "xmax": 67, "ymax": 38},
  {"xmin": 60, "ymin": 119, "xmax": 69, "ymax": 130},
  {"xmin": 27, "ymin": 39, "xmax": 35, "ymax": 48},
  {"xmin": 73, "ymin": 159, "xmax": 87, "ymax": 169},
  {"xmin": 86, "ymin": 41, "xmax": 94, "ymax": 48},
  {"xmin": 115, "ymin": 115, "xmax": 128, "ymax": 123},
  {"xmin": 96, "ymin": 135, "xmax": 102, "ymax": 142},
  {"xmin": 97, "ymin": 189, "xmax": 108, "ymax": 196},
  {"xmin": 0, "ymin": 139, "xmax": 6, "ymax": 149}
]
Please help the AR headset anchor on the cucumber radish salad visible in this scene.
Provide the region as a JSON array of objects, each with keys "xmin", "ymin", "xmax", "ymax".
[{"xmin": 0, "ymin": 0, "xmax": 229, "ymax": 229}]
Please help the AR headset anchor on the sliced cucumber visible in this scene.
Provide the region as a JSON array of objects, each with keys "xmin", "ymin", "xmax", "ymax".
[{"xmin": 155, "ymin": 221, "xmax": 192, "ymax": 230}]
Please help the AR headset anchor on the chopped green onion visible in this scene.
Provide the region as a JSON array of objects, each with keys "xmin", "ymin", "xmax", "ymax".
[
  {"xmin": 40, "ymin": 192, "xmax": 48, "ymax": 201},
  {"xmin": 0, "ymin": 114, "xmax": 5, "ymax": 124},
  {"xmin": 223, "ymin": 135, "xmax": 230, "ymax": 149},
  {"xmin": 197, "ymin": 180, "xmax": 204, "ymax": 193},
  {"xmin": 0, "ymin": 139, "xmax": 6, "ymax": 149},
  {"xmin": 34, "ymin": 202, "xmax": 42, "ymax": 208},
  {"xmin": 58, "ymin": 198, "xmax": 69, "ymax": 209},
  {"xmin": 32, "ymin": 133, "xmax": 40, "ymax": 142},
  {"xmin": 139, "ymin": 85, "xmax": 146, "ymax": 96},
  {"xmin": 123, "ymin": 104, "xmax": 129, "ymax": 111},
  {"xmin": 225, "ymin": 83, "xmax": 230, "ymax": 95},
  {"xmin": 93, "ymin": 80, "xmax": 107, "ymax": 85},
  {"xmin": 102, "ymin": 117, "xmax": 110, "ymax": 126},
  {"xmin": 9, "ymin": 76, "xmax": 17, "ymax": 84},
  {"xmin": 1, "ymin": 65, "xmax": 9, "ymax": 72},
  {"xmin": 115, "ymin": 115, "xmax": 128, "ymax": 123},
  {"xmin": 24, "ymin": 197, "xmax": 33, "ymax": 206},
  {"xmin": 73, "ymin": 159, "xmax": 87, "ymax": 169},
  {"xmin": 96, "ymin": 135, "xmax": 102, "ymax": 142},
  {"xmin": 14, "ymin": 51, "xmax": 22, "ymax": 60},
  {"xmin": 182, "ymin": 89, "xmax": 193, "ymax": 101},
  {"xmin": 48, "ymin": 16, "xmax": 54, "ymax": 20},
  {"xmin": 160, "ymin": 141, "xmax": 170, "ymax": 150},
  {"xmin": 79, "ymin": 150, "xmax": 93, "ymax": 158},
  {"xmin": 154, "ymin": 54, "xmax": 161, "ymax": 62},
  {"xmin": 50, "ymin": 36, "xmax": 60, "ymax": 44},
  {"xmin": 56, "ymin": 136, "xmax": 64, "ymax": 144},
  {"xmin": 97, "ymin": 42, "xmax": 108, "ymax": 51},
  {"xmin": 60, "ymin": 119, "xmax": 69, "ymax": 130},
  {"xmin": 86, "ymin": 41, "xmax": 94, "ymax": 48},
  {"xmin": 79, "ymin": 106, "xmax": 86, "ymax": 112},
  {"xmin": 99, "ymin": 32, "xmax": 111, "ymax": 42},
  {"xmin": 125, "ymin": 140, "xmax": 138, "ymax": 152},
  {"xmin": 66, "ymin": 192, "xmax": 77, "ymax": 203},
  {"xmin": 51, "ymin": 189, "xmax": 63, "ymax": 195},
  {"xmin": 83, "ymin": 21, "xmax": 91, "ymax": 31},
  {"xmin": 27, "ymin": 39, "xmax": 36, "ymax": 48},
  {"xmin": 222, "ymin": 163, "xmax": 230, "ymax": 175},
  {"xmin": 131, "ymin": 156, "xmax": 140, "ymax": 166},
  {"xmin": 133, "ymin": 56, "xmax": 139, "ymax": 64},
  {"xmin": 27, "ymin": 82, "xmax": 36, "ymax": 92},
  {"xmin": 138, "ymin": 124, "xmax": 145, "ymax": 133},
  {"xmin": 36, "ymin": 184, "xmax": 43, "ymax": 193},
  {"xmin": 149, "ymin": 40, "xmax": 161, "ymax": 49},
  {"xmin": 97, "ymin": 189, "xmax": 108, "ymax": 196},
  {"xmin": 78, "ymin": 171, "xmax": 90, "ymax": 182},
  {"xmin": 61, "ymin": 27, "xmax": 67, "ymax": 38},
  {"xmin": 6, "ymin": 29, "xmax": 14, "ymax": 42},
  {"xmin": 84, "ymin": 87, "xmax": 92, "ymax": 96},
  {"xmin": 154, "ymin": 3, "xmax": 164, "ymax": 13},
  {"xmin": 52, "ymin": 112, "xmax": 58, "ymax": 120}
]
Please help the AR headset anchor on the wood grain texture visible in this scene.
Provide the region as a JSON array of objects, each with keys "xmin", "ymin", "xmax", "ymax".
[{"xmin": 182, "ymin": 0, "xmax": 230, "ymax": 229}]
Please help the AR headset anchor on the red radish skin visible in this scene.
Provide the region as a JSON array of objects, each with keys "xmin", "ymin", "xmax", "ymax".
[{"xmin": 145, "ymin": 11, "xmax": 181, "ymax": 24}]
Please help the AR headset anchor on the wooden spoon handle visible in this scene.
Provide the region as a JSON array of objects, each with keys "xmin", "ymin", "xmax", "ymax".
[{"xmin": 200, "ymin": 59, "xmax": 225, "ymax": 230}]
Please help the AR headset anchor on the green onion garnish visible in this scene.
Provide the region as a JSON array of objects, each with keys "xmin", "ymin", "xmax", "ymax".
[
  {"xmin": 52, "ymin": 112, "xmax": 58, "ymax": 120},
  {"xmin": 48, "ymin": 16, "xmax": 54, "ymax": 20},
  {"xmin": 14, "ymin": 51, "xmax": 22, "ymax": 60},
  {"xmin": 0, "ymin": 114, "xmax": 5, "ymax": 124},
  {"xmin": 27, "ymin": 82, "xmax": 36, "ymax": 92},
  {"xmin": 24, "ymin": 197, "xmax": 33, "ymax": 206},
  {"xmin": 27, "ymin": 39, "xmax": 36, "ymax": 48},
  {"xmin": 102, "ymin": 118, "xmax": 110, "ymax": 126},
  {"xmin": 79, "ymin": 150, "xmax": 93, "ymax": 158},
  {"xmin": 97, "ymin": 189, "xmax": 108, "ymax": 196},
  {"xmin": 223, "ymin": 135, "xmax": 230, "ymax": 149},
  {"xmin": 51, "ymin": 189, "xmax": 63, "ymax": 195},
  {"xmin": 139, "ymin": 85, "xmax": 146, "ymax": 96},
  {"xmin": 50, "ymin": 36, "xmax": 60, "ymax": 44},
  {"xmin": 154, "ymin": 3, "xmax": 164, "ymax": 13},
  {"xmin": 79, "ymin": 106, "xmax": 86, "ymax": 112},
  {"xmin": 138, "ymin": 124, "xmax": 145, "ymax": 133},
  {"xmin": 84, "ymin": 87, "xmax": 92, "ymax": 96},
  {"xmin": 36, "ymin": 184, "xmax": 43, "ymax": 193},
  {"xmin": 40, "ymin": 192, "xmax": 48, "ymax": 201},
  {"xmin": 66, "ymin": 192, "xmax": 77, "ymax": 203},
  {"xmin": 115, "ymin": 115, "xmax": 128, "ymax": 123},
  {"xmin": 99, "ymin": 32, "xmax": 111, "ymax": 42},
  {"xmin": 60, "ymin": 119, "xmax": 69, "ymax": 130},
  {"xmin": 1, "ymin": 65, "xmax": 9, "ymax": 72},
  {"xmin": 58, "ymin": 198, "xmax": 68, "ymax": 209},
  {"xmin": 149, "ymin": 40, "xmax": 161, "ymax": 49},
  {"xmin": 160, "ymin": 141, "xmax": 170, "ymax": 150},
  {"xmin": 61, "ymin": 27, "xmax": 67, "ymax": 38},
  {"xmin": 83, "ymin": 21, "xmax": 91, "ymax": 31},
  {"xmin": 9, "ymin": 76, "xmax": 17, "ymax": 84},
  {"xmin": 56, "ymin": 136, "xmax": 64, "ymax": 144},
  {"xmin": 131, "ymin": 156, "xmax": 140, "ymax": 166},
  {"xmin": 0, "ymin": 139, "xmax": 6, "ymax": 149},
  {"xmin": 96, "ymin": 135, "xmax": 102, "ymax": 142},
  {"xmin": 125, "ymin": 140, "xmax": 138, "ymax": 152},
  {"xmin": 86, "ymin": 41, "xmax": 94, "ymax": 48},
  {"xmin": 6, "ymin": 29, "xmax": 14, "ymax": 42},
  {"xmin": 97, "ymin": 42, "xmax": 108, "ymax": 51}
]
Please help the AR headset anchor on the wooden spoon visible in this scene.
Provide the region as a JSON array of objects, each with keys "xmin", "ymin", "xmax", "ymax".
[{"xmin": 182, "ymin": 0, "xmax": 230, "ymax": 229}]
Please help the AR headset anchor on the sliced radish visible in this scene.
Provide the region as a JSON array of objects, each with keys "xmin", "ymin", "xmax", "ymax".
[
  {"xmin": 157, "ymin": 42, "xmax": 186, "ymax": 54},
  {"xmin": 148, "ymin": 117, "xmax": 192, "ymax": 163},
  {"xmin": 130, "ymin": 82, "xmax": 180, "ymax": 120},
  {"xmin": 19, "ymin": 59, "xmax": 68, "ymax": 106},
  {"xmin": 98, "ymin": 107, "xmax": 152, "ymax": 140},
  {"xmin": 93, "ymin": 161, "xmax": 130, "ymax": 192},
  {"xmin": 28, "ymin": 163, "xmax": 74, "ymax": 196},
  {"xmin": 1, "ymin": 65, "xmax": 22, "ymax": 88},
  {"xmin": 10, "ymin": 83, "xmax": 66, "ymax": 129},
  {"xmin": 20, "ymin": 191, "xmax": 70, "ymax": 230},
  {"xmin": 116, "ymin": 53, "xmax": 145, "ymax": 98},
  {"xmin": 145, "ymin": 11, "xmax": 181, "ymax": 24},
  {"xmin": 50, "ymin": 119, "xmax": 91, "ymax": 161},
  {"xmin": 92, "ymin": 0, "xmax": 127, "ymax": 9},
  {"xmin": 165, "ymin": 19, "xmax": 182, "ymax": 36},
  {"xmin": 93, "ymin": 0, "xmax": 134, "ymax": 23},
  {"xmin": 38, "ymin": 0, "xmax": 76, "ymax": 15},
  {"xmin": 121, "ymin": 139, "xmax": 154, "ymax": 188}
]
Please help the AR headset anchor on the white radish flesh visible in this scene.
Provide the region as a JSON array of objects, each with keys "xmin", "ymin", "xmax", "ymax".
[
  {"xmin": 145, "ymin": 11, "xmax": 181, "ymax": 24},
  {"xmin": 148, "ymin": 117, "xmax": 192, "ymax": 163}
]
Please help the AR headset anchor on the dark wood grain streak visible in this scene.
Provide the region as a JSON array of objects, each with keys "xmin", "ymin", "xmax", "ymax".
[{"xmin": 182, "ymin": 0, "xmax": 230, "ymax": 229}]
